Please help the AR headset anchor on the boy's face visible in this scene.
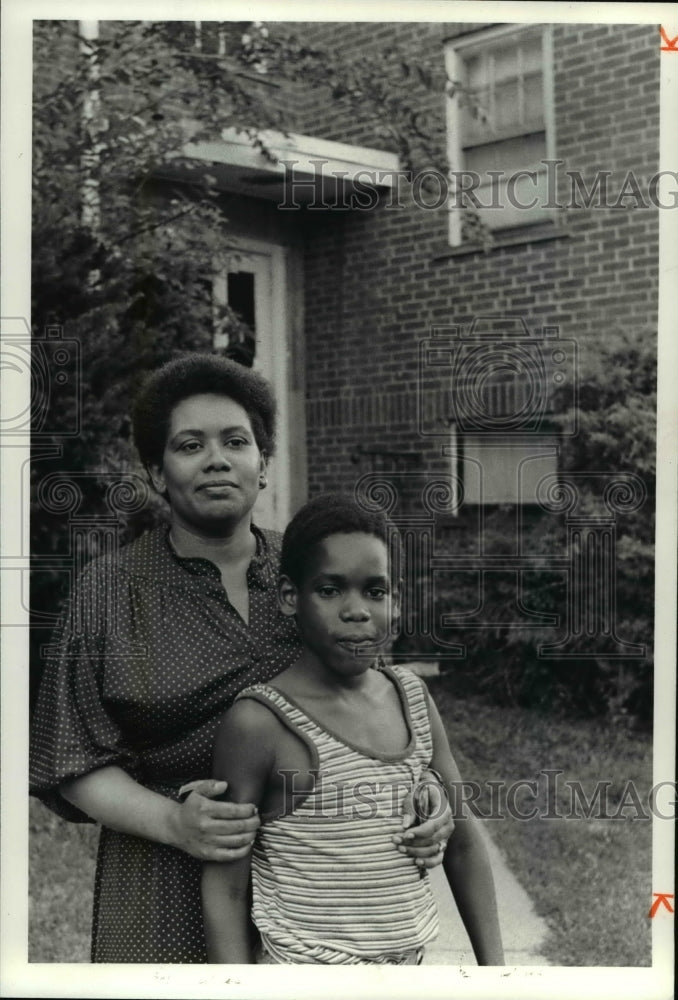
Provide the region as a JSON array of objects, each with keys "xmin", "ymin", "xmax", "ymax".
[{"xmin": 280, "ymin": 532, "xmax": 397, "ymax": 678}]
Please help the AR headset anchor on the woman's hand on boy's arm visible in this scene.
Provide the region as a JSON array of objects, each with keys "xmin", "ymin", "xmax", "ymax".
[
  {"xmin": 168, "ymin": 698, "xmax": 280, "ymax": 862},
  {"xmin": 394, "ymin": 774, "xmax": 454, "ymax": 868},
  {"xmin": 60, "ymin": 766, "xmax": 260, "ymax": 862},
  {"xmin": 172, "ymin": 779, "xmax": 260, "ymax": 861},
  {"xmin": 59, "ymin": 705, "xmax": 273, "ymax": 867},
  {"xmin": 175, "ymin": 695, "xmax": 281, "ymax": 861}
]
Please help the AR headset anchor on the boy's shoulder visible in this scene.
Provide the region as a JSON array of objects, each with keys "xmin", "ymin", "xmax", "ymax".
[
  {"xmin": 213, "ymin": 690, "xmax": 288, "ymax": 768},
  {"xmin": 228, "ymin": 687, "xmax": 277, "ymax": 721},
  {"xmin": 221, "ymin": 685, "xmax": 288, "ymax": 739}
]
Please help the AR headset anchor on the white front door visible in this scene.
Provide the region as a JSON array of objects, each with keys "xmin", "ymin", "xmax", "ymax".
[{"xmin": 212, "ymin": 239, "xmax": 295, "ymax": 532}]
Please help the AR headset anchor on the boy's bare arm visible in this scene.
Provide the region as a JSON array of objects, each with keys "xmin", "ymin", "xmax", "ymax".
[
  {"xmin": 202, "ymin": 854, "xmax": 253, "ymax": 964},
  {"xmin": 425, "ymin": 691, "xmax": 505, "ymax": 966},
  {"xmin": 201, "ymin": 698, "xmax": 277, "ymax": 964}
]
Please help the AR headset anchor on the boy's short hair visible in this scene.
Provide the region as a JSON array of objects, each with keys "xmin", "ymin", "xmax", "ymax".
[
  {"xmin": 280, "ymin": 492, "xmax": 401, "ymax": 586},
  {"xmin": 132, "ymin": 353, "xmax": 276, "ymax": 469}
]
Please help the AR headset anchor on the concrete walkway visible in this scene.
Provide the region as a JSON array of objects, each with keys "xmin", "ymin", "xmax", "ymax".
[
  {"xmin": 402, "ymin": 664, "xmax": 550, "ymax": 966},
  {"xmin": 423, "ymin": 822, "xmax": 551, "ymax": 966}
]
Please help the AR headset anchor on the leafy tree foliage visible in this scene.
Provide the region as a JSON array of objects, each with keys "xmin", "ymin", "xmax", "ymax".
[
  {"xmin": 29, "ymin": 18, "xmax": 447, "ymax": 692},
  {"xmin": 32, "ymin": 18, "xmax": 447, "ymax": 463}
]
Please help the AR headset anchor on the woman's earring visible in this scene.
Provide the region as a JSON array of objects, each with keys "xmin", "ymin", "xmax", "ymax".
[{"xmin": 259, "ymin": 475, "xmax": 267, "ymax": 490}]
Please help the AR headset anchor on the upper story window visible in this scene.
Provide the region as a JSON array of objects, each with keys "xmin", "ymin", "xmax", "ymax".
[{"xmin": 445, "ymin": 24, "xmax": 555, "ymax": 246}]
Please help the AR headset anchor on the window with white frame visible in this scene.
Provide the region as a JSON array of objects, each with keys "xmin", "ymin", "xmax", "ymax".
[{"xmin": 445, "ymin": 24, "xmax": 555, "ymax": 245}]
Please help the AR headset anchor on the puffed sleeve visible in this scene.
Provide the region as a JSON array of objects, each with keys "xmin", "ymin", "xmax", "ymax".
[{"xmin": 29, "ymin": 560, "xmax": 140, "ymax": 823}]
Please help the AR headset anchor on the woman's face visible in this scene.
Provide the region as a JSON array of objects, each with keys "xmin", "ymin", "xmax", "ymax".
[{"xmin": 150, "ymin": 393, "xmax": 266, "ymax": 536}]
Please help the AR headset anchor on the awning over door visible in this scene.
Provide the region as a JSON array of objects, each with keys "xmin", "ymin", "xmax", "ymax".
[{"xmin": 164, "ymin": 128, "xmax": 401, "ymax": 204}]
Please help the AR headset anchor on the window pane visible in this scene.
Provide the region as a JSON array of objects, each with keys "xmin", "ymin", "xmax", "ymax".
[
  {"xmin": 493, "ymin": 80, "xmax": 521, "ymax": 130},
  {"xmin": 523, "ymin": 72, "xmax": 544, "ymax": 127},
  {"xmin": 464, "ymin": 132, "xmax": 546, "ymax": 173},
  {"xmin": 520, "ymin": 34, "xmax": 544, "ymax": 73},
  {"xmin": 476, "ymin": 166, "xmax": 552, "ymax": 231},
  {"xmin": 227, "ymin": 271, "xmax": 255, "ymax": 330},
  {"xmin": 465, "ymin": 53, "xmax": 485, "ymax": 89},
  {"xmin": 224, "ymin": 271, "xmax": 256, "ymax": 367},
  {"xmin": 461, "ymin": 28, "xmax": 545, "ymax": 140},
  {"xmin": 491, "ymin": 45, "xmax": 518, "ymax": 83},
  {"xmin": 464, "ymin": 80, "xmax": 543, "ymax": 142},
  {"xmin": 463, "ymin": 91, "xmax": 492, "ymax": 144},
  {"xmin": 463, "ymin": 436, "xmax": 559, "ymax": 505}
]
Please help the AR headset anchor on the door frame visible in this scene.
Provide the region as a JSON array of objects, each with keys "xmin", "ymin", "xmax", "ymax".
[{"xmin": 212, "ymin": 235, "xmax": 305, "ymax": 532}]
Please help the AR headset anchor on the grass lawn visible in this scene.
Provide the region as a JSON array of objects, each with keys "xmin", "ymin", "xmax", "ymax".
[
  {"xmin": 427, "ymin": 678, "xmax": 653, "ymax": 967},
  {"xmin": 29, "ymin": 683, "xmax": 653, "ymax": 965},
  {"xmin": 29, "ymin": 800, "xmax": 97, "ymax": 962}
]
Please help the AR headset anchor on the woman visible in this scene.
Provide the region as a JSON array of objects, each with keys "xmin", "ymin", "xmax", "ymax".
[{"xmin": 30, "ymin": 353, "xmax": 451, "ymax": 963}]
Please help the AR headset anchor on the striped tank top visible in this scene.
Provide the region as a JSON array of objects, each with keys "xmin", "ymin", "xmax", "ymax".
[{"xmin": 236, "ymin": 665, "xmax": 440, "ymax": 964}]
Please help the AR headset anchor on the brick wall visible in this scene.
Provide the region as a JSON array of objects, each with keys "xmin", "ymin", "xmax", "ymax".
[{"xmin": 284, "ymin": 21, "xmax": 659, "ymax": 503}]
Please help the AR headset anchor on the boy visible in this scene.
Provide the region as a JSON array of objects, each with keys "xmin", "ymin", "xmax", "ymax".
[{"xmin": 202, "ymin": 494, "xmax": 505, "ymax": 965}]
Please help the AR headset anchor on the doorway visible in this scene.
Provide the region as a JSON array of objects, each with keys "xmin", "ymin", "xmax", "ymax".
[{"xmin": 212, "ymin": 238, "xmax": 303, "ymax": 532}]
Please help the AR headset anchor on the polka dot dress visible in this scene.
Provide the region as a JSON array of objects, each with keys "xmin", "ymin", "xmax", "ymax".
[{"xmin": 30, "ymin": 525, "xmax": 301, "ymax": 963}]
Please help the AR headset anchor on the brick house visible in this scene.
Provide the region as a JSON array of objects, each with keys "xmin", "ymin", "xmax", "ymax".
[
  {"xmin": 174, "ymin": 20, "xmax": 658, "ymax": 526},
  {"xmin": 163, "ymin": 19, "xmax": 658, "ymax": 665},
  {"xmin": 29, "ymin": 18, "xmax": 658, "ymax": 675}
]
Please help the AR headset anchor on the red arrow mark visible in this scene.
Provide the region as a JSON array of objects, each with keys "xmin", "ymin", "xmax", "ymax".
[
  {"xmin": 660, "ymin": 27, "xmax": 678, "ymax": 51},
  {"xmin": 648, "ymin": 892, "xmax": 674, "ymax": 918}
]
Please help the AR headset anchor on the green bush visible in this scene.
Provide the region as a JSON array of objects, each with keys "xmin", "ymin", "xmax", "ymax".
[{"xmin": 395, "ymin": 331, "xmax": 655, "ymax": 725}]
